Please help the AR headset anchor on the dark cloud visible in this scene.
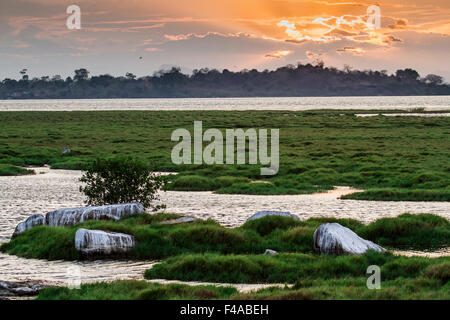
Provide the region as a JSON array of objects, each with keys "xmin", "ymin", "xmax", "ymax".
[{"xmin": 389, "ymin": 19, "xmax": 408, "ymax": 29}]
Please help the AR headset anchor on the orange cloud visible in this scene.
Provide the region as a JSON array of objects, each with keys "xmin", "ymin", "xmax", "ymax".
[
  {"xmin": 144, "ymin": 47, "xmax": 162, "ymax": 52},
  {"xmin": 164, "ymin": 32, "xmax": 251, "ymax": 41},
  {"xmin": 265, "ymin": 50, "xmax": 292, "ymax": 58},
  {"xmin": 337, "ymin": 46, "xmax": 365, "ymax": 54},
  {"xmin": 277, "ymin": 13, "xmax": 407, "ymax": 48}
]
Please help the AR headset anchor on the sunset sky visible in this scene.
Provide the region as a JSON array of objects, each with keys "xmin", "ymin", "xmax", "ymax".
[{"xmin": 1, "ymin": 0, "xmax": 450, "ymax": 80}]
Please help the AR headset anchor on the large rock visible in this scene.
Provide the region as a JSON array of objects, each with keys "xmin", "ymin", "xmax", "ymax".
[
  {"xmin": 246, "ymin": 211, "xmax": 300, "ymax": 222},
  {"xmin": 313, "ymin": 223, "xmax": 385, "ymax": 255},
  {"xmin": 0, "ymin": 281, "xmax": 47, "ymax": 297},
  {"xmin": 75, "ymin": 228, "xmax": 136, "ymax": 255},
  {"xmin": 12, "ymin": 214, "xmax": 46, "ymax": 238},
  {"xmin": 46, "ymin": 203, "xmax": 144, "ymax": 227}
]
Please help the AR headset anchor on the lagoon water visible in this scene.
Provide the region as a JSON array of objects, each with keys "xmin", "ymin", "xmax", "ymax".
[
  {"xmin": 0, "ymin": 167, "xmax": 449, "ymax": 292},
  {"xmin": 0, "ymin": 96, "xmax": 450, "ymax": 111}
]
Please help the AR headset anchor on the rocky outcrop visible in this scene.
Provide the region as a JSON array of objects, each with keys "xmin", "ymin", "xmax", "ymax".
[
  {"xmin": 46, "ymin": 203, "xmax": 144, "ymax": 227},
  {"xmin": 313, "ymin": 223, "xmax": 385, "ymax": 255},
  {"xmin": 12, "ymin": 214, "xmax": 46, "ymax": 238},
  {"xmin": 11, "ymin": 203, "xmax": 145, "ymax": 240},
  {"xmin": 246, "ymin": 211, "xmax": 300, "ymax": 222},
  {"xmin": 75, "ymin": 228, "xmax": 136, "ymax": 255},
  {"xmin": 0, "ymin": 281, "xmax": 47, "ymax": 297}
]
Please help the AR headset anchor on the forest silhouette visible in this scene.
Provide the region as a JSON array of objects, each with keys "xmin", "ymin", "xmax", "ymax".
[{"xmin": 1, "ymin": 63, "xmax": 449, "ymax": 99}]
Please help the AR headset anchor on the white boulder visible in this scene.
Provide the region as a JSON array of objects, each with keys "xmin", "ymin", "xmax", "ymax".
[
  {"xmin": 12, "ymin": 214, "xmax": 46, "ymax": 238},
  {"xmin": 247, "ymin": 211, "xmax": 300, "ymax": 222},
  {"xmin": 313, "ymin": 223, "xmax": 385, "ymax": 255},
  {"xmin": 46, "ymin": 203, "xmax": 144, "ymax": 226},
  {"xmin": 75, "ymin": 228, "xmax": 136, "ymax": 255}
]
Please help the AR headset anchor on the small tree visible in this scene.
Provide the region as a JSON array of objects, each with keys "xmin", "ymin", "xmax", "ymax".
[
  {"xmin": 395, "ymin": 68, "xmax": 419, "ymax": 82},
  {"xmin": 80, "ymin": 157, "xmax": 166, "ymax": 211},
  {"xmin": 423, "ymin": 74, "xmax": 444, "ymax": 86},
  {"xmin": 74, "ymin": 68, "xmax": 90, "ymax": 81},
  {"xmin": 125, "ymin": 72, "xmax": 137, "ymax": 80}
]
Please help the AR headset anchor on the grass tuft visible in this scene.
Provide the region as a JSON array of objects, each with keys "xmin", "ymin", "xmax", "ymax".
[{"xmin": 0, "ymin": 164, "xmax": 34, "ymax": 176}]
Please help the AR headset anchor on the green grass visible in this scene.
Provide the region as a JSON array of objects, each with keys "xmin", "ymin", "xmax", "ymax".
[
  {"xmin": 359, "ymin": 213, "xmax": 450, "ymax": 248},
  {"xmin": 0, "ymin": 110, "xmax": 449, "ymax": 199},
  {"xmin": 37, "ymin": 280, "xmax": 238, "ymax": 300},
  {"xmin": 237, "ymin": 275, "xmax": 450, "ymax": 300},
  {"xmin": 144, "ymin": 251, "xmax": 450, "ymax": 284},
  {"xmin": 1, "ymin": 213, "xmax": 448, "ymax": 261},
  {"xmin": 342, "ymin": 188, "xmax": 450, "ymax": 201},
  {"xmin": 0, "ymin": 164, "xmax": 34, "ymax": 176},
  {"xmin": 36, "ymin": 273, "xmax": 450, "ymax": 300},
  {"xmin": 35, "ymin": 256, "xmax": 450, "ymax": 300}
]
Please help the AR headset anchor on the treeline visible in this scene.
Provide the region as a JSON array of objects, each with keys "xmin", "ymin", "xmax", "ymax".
[{"xmin": 1, "ymin": 63, "xmax": 449, "ymax": 99}]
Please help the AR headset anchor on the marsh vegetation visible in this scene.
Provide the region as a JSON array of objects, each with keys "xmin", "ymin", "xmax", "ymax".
[{"xmin": 0, "ymin": 110, "xmax": 449, "ymax": 201}]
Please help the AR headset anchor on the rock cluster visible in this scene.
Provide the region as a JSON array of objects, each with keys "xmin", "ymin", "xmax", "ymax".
[
  {"xmin": 12, "ymin": 203, "xmax": 144, "ymax": 238},
  {"xmin": 11, "ymin": 203, "xmax": 144, "ymax": 256},
  {"xmin": 46, "ymin": 203, "xmax": 144, "ymax": 227},
  {"xmin": 11, "ymin": 207, "xmax": 386, "ymax": 258},
  {"xmin": 0, "ymin": 281, "xmax": 46, "ymax": 298}
]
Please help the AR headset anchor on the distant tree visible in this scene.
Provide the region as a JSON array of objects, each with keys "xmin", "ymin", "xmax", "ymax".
[
  {"xmin": 126, "ymin": 72, "xmax": 137, "ymax": 80},
  {"xmin": 74, "ymin": 68, "xmax": 90, "ymax": 81},
  {"xmin": 314, "ymin": 59, "xmax": 325, "ymax": 68},
  {"xmin": 343, "ymin": 64, "xmax": 353, "ymax": 73},
  {"xmin": 52, "ymin": 75, "xmax": 62, "ymax": 81},
  {"xmin": 423, "ymin": 74, "xmax": 444, "ymax": 85},
  {"xmin": 396, "ymin": 68, "xmax": 420, "ymax": 82},
  {"xmin": 19, "ymin": 69, "xmax": 28, "ymax": 81}
]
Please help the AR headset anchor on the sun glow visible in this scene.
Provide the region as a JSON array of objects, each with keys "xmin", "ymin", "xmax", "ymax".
[
  {"xmin": 277, "ymin": 14, "xmax": 394, "ymax": 47},
  {"xmin": 265, "ymin": 50, "xmax": 292, "ymax": 58}
]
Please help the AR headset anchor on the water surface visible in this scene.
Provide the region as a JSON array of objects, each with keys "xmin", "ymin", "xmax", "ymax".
[{"xmin": 1, "ymin": 96, "xmax": 449, "ymax": 111}]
